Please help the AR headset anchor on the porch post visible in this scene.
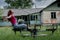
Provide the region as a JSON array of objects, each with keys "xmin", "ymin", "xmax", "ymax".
[{"xmin": 29, "ymin": 14, "xmax": 31, "ymax": 27}]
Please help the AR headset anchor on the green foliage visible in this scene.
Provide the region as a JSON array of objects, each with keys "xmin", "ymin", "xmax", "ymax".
[
  {"xmin": 5, "ymin": 0, "xmax": 33, "ymax": 9},
  {"xmin": 0, "ymin": 9, "xmax": 3, "ymax": 21},
  {"xmin": 0, "ymin": 9, "xmax": 3, "ymax": 15},
  {"xmin": 0, "ymin": 17, "xmax": 2, "ymax": 21}
]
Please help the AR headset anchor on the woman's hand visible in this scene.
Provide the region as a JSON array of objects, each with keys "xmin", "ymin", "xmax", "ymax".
[{"xmin": 2, "ymin": 16, "xmax": 8, "ymax": 21}]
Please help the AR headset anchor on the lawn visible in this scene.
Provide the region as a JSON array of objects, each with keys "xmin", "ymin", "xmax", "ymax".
[{"xmin": 0, "ymin": 26, "xmax": 60, "ymax": 40}]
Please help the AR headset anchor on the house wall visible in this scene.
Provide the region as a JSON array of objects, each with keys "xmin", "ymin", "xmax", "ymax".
[
  {"xmin": 0, "ymin": 21, "xmax": 12, "ymax": 27},
  {"xmin": 41, "ymin": 11, "xmax": 60, "ymax": 23},
  {"xmin": 30, "ymin": 13, "xmax": 41, "ymax": 25},
  {"xmin": 56, "ymin": 11, "xmax": 60, "ymax": 23},
  {"xmin": 41, "ymin": 11, "xmax": 51, "ymax": 23}
]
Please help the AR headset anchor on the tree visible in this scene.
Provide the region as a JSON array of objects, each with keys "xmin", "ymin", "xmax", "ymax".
[
  {"xmin": 0, "ymin": 9, "xmax": 3, "ymax": 21},
  {"xmin": 5, "ymin": 0, "xmax": 33, "ymax": 9}
]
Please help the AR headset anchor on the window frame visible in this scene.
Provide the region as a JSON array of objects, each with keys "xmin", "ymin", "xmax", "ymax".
[{"xmin": 51, "ymin": 12, "xmax": 56, "ymax": 19}]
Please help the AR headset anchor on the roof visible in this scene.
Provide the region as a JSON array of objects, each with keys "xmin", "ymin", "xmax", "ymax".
[
  {"xmin": 1, "ymin": 0, "xmax": 56, "ymax": 16},
  {"xmin": 33, "ymin": 0, "xmax": 56, "ymax": 8},
  {"xmin": 43, "ymin": 1, "xmax": 60, "ymax": 11},
  {"xmin": 2, "ymin": 8, "xmax": 43, "ymax": 16}
]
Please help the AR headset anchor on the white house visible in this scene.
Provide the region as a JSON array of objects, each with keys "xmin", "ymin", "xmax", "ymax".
[
  {"xmin": 0, "ymin": 0, "xmax": 58, "ymax": 26},
  {"xmin": 41, "ymin": 0, "xmax": 60, "ymax": 24}
]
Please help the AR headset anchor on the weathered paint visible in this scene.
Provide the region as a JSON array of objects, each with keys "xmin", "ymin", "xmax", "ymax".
[
  {"xmin": 0, "ymin": 22, "xmax": 12, "ymax": 26},
  {"xmin": 41, "ymin": 11, "xmax": 60, "ymax": 23}
]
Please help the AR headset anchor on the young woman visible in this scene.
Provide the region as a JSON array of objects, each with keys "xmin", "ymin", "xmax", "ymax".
[{"xmin": 5, "ymin": 10, "xmax": 27, "ymax": 29}]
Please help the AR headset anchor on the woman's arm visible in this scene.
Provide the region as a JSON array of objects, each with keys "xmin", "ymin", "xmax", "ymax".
[
  {"xmin": 6, "ymin": 15, "xmax": 12, "ymax": 18},
  {"xmin": 2, "ymin": 15, "xmax": 12, "ymax": 21}
]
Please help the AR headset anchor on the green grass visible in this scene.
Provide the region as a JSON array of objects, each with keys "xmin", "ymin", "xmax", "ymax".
[{"xmin": 0, "ymin": 27, "xmax": 60, "ymax": 40}]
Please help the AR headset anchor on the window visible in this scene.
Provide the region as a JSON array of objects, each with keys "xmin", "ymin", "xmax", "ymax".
[
  {"xmin": 31, "ymin": 15, "xmax": 35, "ymax": 20},
  {"xmin": 31, "ymin": 15, "xmax": 37, "ymax": 20},
  {"xmin": 57, "ymin": 2, "xmax": 60, "ymax": 7},
  {"xmin": 51, "ymin": 12, "xmax": 56, "ymax": 19}
]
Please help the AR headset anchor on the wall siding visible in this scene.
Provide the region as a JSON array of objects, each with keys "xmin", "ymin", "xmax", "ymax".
[
  {"xmin": 41, "ymin": 11, "xmax": 51, "ymax": 23},
  {"xmin": 0, "ymin": 22, "xmax": 12, "ymax": 27},
  {"xmin": 41, "ymin": 11, "xmax": 60, "ymax": 23}
]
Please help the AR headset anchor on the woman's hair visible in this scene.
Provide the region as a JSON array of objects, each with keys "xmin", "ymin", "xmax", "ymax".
[
  {"xmin": 7, "ymin": 10, "xmax": 13, "ymax": 16},
  {"xmin": 7, "ymin": 10, "xmax": 13, "ymax": 21}
]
